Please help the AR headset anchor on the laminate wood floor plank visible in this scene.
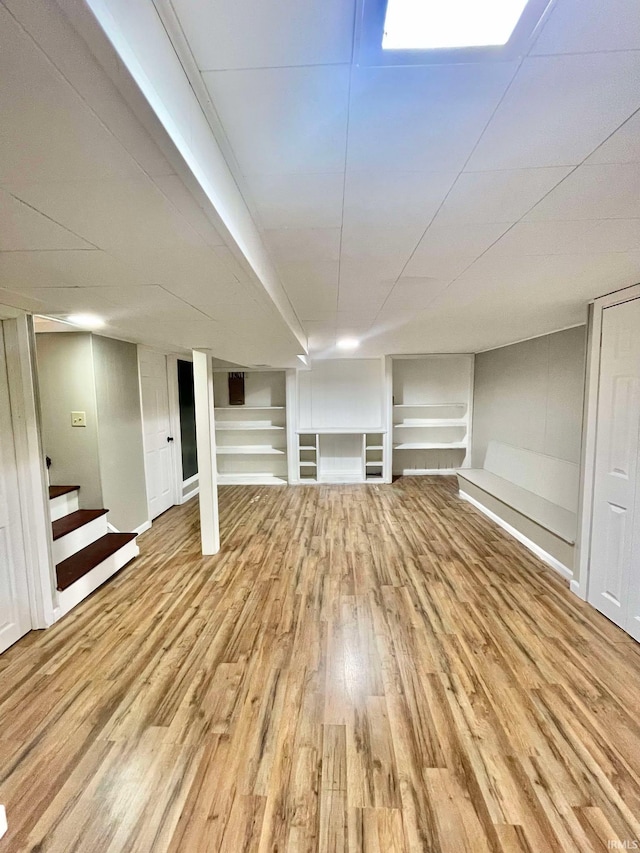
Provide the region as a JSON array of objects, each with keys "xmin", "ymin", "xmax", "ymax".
[{"xmin": 1, "ymin": 476, "xmax": 640, "ymax": 851}]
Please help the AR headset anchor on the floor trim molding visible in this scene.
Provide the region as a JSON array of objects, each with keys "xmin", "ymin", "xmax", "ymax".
[{"xmin": 459, "ymin": 490, "xmax": 573, "ymax": 581}]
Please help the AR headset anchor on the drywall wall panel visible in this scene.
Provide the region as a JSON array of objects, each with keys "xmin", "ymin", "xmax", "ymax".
[
  {"xmin": 93, "ymin": 335, "xmax": 148, "ymax": 532},
  {"xmin": 297, "ymin": 359, "xmax": 384, "ymax": 430},
  {"xmin": 473, "ymin": 326, "xmax": 586, "ymax": 467},
  {"xmin": 36, "ymin": 333, "xmax": 102, "ymax": 508}
]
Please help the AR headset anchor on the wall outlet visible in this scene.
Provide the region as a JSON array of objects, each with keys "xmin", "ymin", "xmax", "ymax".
[
  {"xmin": 0, "ymin": 804, "xmax": 7, "ymax": 839},
  {"xmin": 71, "ymin": 411, "xmax": 86, "ymax": 427}
]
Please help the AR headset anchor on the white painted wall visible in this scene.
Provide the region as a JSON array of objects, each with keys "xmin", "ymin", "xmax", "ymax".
[
  {"xmin": 297, "ymin": 359, "xmax": 384, "ymax": 431},
  {"xmin": 472, "ymin": 327, "xmax": 587, "ymax": 469},
  {"xmin": 93, "ymin": 336, "xmax": 148, "ymax": 532},
  {"xmin": 36, "ymin": 333, "xmax": 102, "ymax": 508},
  {"xmin": 37, "ymin": 332, "xmax": 148, "ymax": 532}
]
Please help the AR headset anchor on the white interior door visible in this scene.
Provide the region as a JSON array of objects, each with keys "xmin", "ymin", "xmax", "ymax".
[
  {"xmin": 0, "ymin": 324, "xmax": 31, "ymax": 653},
  {"xmin": 139, "ymin": 348, "xmax": 174, "ymax": 520},
  {"xmin": 589, "ymin": 297, "xmax": 640, "ymax": 639}
]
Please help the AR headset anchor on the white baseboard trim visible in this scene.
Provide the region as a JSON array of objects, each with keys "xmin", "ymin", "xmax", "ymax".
[
  {"xmin": 570, "ymin": 579, "xmax": 587, "ymax": 600},
  {"xmin": 109, "ymin": 520, "xmax": 150, "ymax": 536},
  {"xmin": 0, "ymin": 804, "xmax": 7, "ymax": 839},
  {"xmin": 459, "ymin": 490, "xmax": 573, "ymax": 581},
  {"xmin": 181, "ymin": 487, "xmax": 199, "ymax": 503}
]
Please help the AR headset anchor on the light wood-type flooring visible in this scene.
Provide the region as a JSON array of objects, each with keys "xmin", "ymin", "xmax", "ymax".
[{"xmin": 2, "ymin": 477, "xmax": 640, "ymax": 852}]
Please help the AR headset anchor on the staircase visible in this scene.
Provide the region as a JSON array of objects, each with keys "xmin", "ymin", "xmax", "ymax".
[{"xmin": 49, "ymin": 485, "xmax": 139, "ymax": 617}]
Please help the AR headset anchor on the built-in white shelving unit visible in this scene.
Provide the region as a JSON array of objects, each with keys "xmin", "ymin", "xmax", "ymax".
[
  {"xmin": 295, "ymin": 429, "xmax": 387, "ymax": 484},
  {"xmin": 390, "ymin": 356, "xmax": 474, "ymax": 477},
  {"xmin": 213, "ymin": 371, "xmax": 288, "ymax": 485}
]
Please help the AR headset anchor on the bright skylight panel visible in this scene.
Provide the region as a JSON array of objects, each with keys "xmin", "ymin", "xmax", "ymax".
[{"xmin": 382, "ymin": 0, "xmax": 530, "ymax": 50}]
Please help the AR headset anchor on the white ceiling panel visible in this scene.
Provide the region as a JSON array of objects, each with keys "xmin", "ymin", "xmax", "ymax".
[
  {"xmin": 468, "ymin": 52, "xmax": 640, "ymax": 171},
  {"xmin": 171, "ymin": 0, "xmax": 355, "ymax": 70},
  {"xmin": 347, "ymin": 63, "xmax": 517, "ymax": 173},
  {"xmin": 587, "ymin": 112, "xmax": 640, "ymax": 166},
  {"xmin": 6, "ymin": 180, "xmax": 204, "ymax": 255},
  {"xmin": 433, "ymin": 167, "xmax": 571, "ymax": 225},
  {"xmin": 0, "ymin": 189, "xmax": 93, "ymax": 251},
  {"xmin": 342, "ymin": 171, "xmax": 455, "ymax": 230},
  {"xmin": 153, "ymin": 175, "xmax": 226, "ymax": 247},
  {"xmin": 341, "ymin": 225, "xmax": 424, "ymax": 269},
  {"xmin": 0, "ymin": 250, "xmax": 147, "ymax": 289},
  {"xmin": 0, "ymin": 5, "xmax": 140, "ymax": 184},
  {"xmin": 264, "ymin": 228, "xmax": 342, "ymax": 263},
  {"xmin": 274, "ymin": 260, "xmax": 339, "ymax": 321},
  {"xmin": 525, "ymin": 163, "xmax": 640, "ymax": 221},
  {"xmin": 490, "ymin": 219, "xmax": 640, "ymax": 256},
  {"xmin": 203, "ymin": 66, "xmax": 350, "ymax": 175},
  {"xmin": 379, "ymin": 277, "xmax": 450, "ymax": 321},
  {"xmin": 403, "ymin": 223, "xmax": 510, "ymax": 278},
  {"xmin": 531, "ymin": 0, "xmax": 640, "ymax": 55},
  {"xmin": 248, "ymin": 173, "xmax": 344, "ymax": 229}
]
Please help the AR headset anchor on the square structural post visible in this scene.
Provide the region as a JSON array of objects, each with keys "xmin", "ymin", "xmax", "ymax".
[{"xmin": 192, "ymin": 350, "xmax": 220, "ymax": 555}]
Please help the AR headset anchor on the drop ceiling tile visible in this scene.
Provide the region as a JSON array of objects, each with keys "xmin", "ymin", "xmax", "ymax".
[
  {"xmin": 491, "ymin": 219, "xmax": 640, "ymax": 255},
  {"xmin": 525, "ymin": 163, "xmax": 640, "ymax": 220},
  {"xmin": 276, "ymin": 260, "xmax": 339, "ymax": 321},
  {"xmin": 171, "ymin": 0, "xmax": 355, "ymax": 70},
  {"xmin": 347, "ymin": 63, "xmax": 517, "ymax": 173},
  {"xmin": 531, "ymin": 0, "xmax": 640, "ymax": 54},
  {"xmin": 153, "ymin": 175, "xmax": 226, "ymax": 247},
  {"xmin": 203, "ymin": 66, "xmax": 350, "ymax": 175},
  {"xmin": 380, "ymin": 277, "xmax": 450, "ymax": 321},
  {"xmin": 248, "ymin": 173, "xmax": 344, "ymax": 229},
  {"xmin": 340, "ymin": 225, "xmax": 424, "ymax": 276},
  {"xmin": 0, "ymin": 250, "xmax": 147, "ymax": 289},
  {"xmin": 0, "ymin": 6, "xmax": 140, "ymax": 184},
  {"xmin": 468, "ymin": 53, "xmax": 640, "ymax": 171},
  {"xmin": 264, "ymin": 228, "xmax": 342, "ymax": 263},
  {"xmin": 403, "ymin": 223, "xmax": 510, "ymax": 278},
  {"xmin": 434, "ymin": 167, "xmax": 571, "ymax": 225},
  {"xmin": 0, "ymin": 189, "xmax": 93, "ymax": 251},
  {"xmin": 343, "ymin": 171, "xmax": 456, "ymax": 230},
  {"xmin": 587, "ymin": 112, "xmax": 640, "ymax": 166},
  {"xmin": 339, "ymin": 252, "xmax": 408, "ymax": 288},
  {"xmin": 6, "ymin": 180, "xmax": 204, "ymax": 255}
]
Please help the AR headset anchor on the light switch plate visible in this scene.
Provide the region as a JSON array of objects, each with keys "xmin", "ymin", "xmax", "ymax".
[{"xmin": 71, "ymin": 411, "xmax": 86, "ymax": 427}]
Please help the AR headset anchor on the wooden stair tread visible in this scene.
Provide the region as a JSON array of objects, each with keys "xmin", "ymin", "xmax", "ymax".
[
  {"xmin": 56, "ymin": 533, "xmax": 137, "ymax": 591},
  {"xmin": 49, "ymin": 485, "xmax": 80, "ymax": 500},
  {"xmin": 52, "ymin": 509, "xmax": 109, "ymax": 541}
]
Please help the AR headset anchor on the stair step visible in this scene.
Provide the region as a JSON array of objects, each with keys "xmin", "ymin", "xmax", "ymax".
[
  {"xmin": 56, "ymin": 533, "xmax": 137, "ymax": 591},
  {"xmin": 49, "ymin": 485, "xmax": 79, "ymax": 500},
  {"xmin": 52, "ymin": 509, "xmax": 109, "ymax": 541}
]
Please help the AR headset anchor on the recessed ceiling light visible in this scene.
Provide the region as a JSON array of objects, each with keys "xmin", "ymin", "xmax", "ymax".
[
  {"xmin": 337, "ymin": 337, "xmax": 360, "ymax": 351},
  {"xmin": 67, "ymin": 313, "xmax": 105, "ymax": 329},
  {"xmin": 382, "ymin": 0, "xmax": 530, "ymax": 50}
]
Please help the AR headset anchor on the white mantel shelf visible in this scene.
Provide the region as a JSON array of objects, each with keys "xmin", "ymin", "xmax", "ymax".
[{"xmin": 297, "ymin": 428, "xmax": 387, "ymax": 435}]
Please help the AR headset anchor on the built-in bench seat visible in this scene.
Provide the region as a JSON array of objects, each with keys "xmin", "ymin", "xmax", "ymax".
[{"xmin": 457, "ymin": 441, "xmax": 579, "ymax": 576}]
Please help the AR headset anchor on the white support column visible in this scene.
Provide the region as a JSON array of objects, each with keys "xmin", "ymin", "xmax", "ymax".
[{"xmin": 192, "ymin": 350, "xmax": 220, "ymax": 555}]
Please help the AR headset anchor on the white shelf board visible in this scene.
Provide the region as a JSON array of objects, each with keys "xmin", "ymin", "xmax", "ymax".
[
  {"xmin": 393, "ymin": 403, "xmax": 466, "ymax": 408},
  {"xmin": 299, "ymin": 461, "xmax": 317, "ymax": 467},
  {"xmin": 215, "ymin": 424, "xmax": 285, "ymax": 431},
  {"xmin": 366, "ymin": 477, "xmax": 385, "ymax": 482},
  {"xmin": 215, "ymin": 406, "xmax": 285, "ymax": 411},
  {"xmin": 366, "ymin": 460, "xmax": 383, "ymax": 466},
  {"xmin": 216, "ymin": 446, "xmax": 285, "ymax": 455},
  {"xmin": 297, "ymin": 428, "xmax": 386, "ymax": 435},
  {"xmin": 393, "ymin": 420, "xmax": 466, "ymax": 428},
  {"xmin": 217, "ymin": 473, "xmax": 287, "ymax": 485},
  {"xmin": 394, "ymin": 442, "xmax": 467, "ymax": 450},
  {"xmin": 366, "ymin": 445, "xmax": 384, "ymax": 450}
]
